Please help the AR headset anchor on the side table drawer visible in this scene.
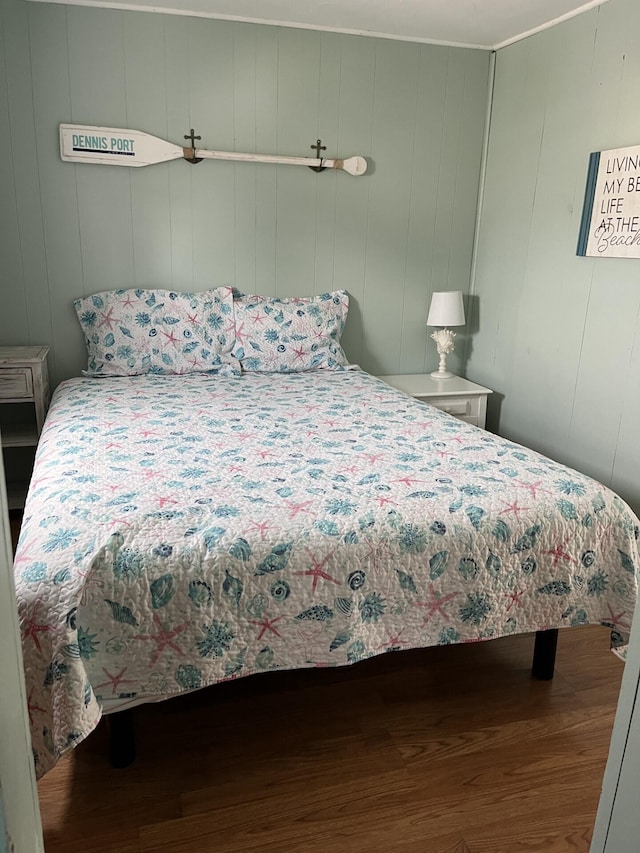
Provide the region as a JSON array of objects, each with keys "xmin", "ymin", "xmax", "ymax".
[
  {"xmin": 417, "ymin": 394, "xmax": 480, "ymax": 425},
  {"xmin": 0, "ymin": 369, "xmax": 33, "ymax": 399}
]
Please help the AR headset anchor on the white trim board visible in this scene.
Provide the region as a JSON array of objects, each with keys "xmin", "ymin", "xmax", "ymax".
[
  {"xmin": 0, "ymin": 444, "xmax": 44, "ymax": 853},
  {"xmin": 24, "ymin": 0, "xmax": 610, "ymax": 52}
]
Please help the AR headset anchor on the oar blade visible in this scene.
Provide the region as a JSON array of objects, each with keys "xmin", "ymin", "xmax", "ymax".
[{"xmin": 59, "ymin": 124, "xmax": 184, "ymax": 167}]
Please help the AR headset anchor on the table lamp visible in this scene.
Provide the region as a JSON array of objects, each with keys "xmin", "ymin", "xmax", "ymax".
[{"xmin": 427, "ymin": 290, "xmax": 465, "ymax": 379}]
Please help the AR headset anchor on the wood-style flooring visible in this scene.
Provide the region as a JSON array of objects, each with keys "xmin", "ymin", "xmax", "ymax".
[{"xmin": 35, "ymin": 623, "xmax": 621, "ymax": 853}]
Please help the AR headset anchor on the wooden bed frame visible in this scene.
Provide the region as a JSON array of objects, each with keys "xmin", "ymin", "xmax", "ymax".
[{"xmin": 106, "ymin": 627, "xmax": 559, "ymax": 769}]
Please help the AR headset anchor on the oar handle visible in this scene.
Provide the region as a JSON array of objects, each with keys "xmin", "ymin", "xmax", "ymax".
[
  {"xmin": 335, "ymin": 156, "xmax": 368, "ymax": 176},
  {"xmin": 185, "ymin": 147, "xmax": 367, "ymax": 176}
]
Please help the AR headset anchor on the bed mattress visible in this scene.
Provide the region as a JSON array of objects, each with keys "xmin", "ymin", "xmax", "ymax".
[{"xmin": 14, "ymin": 370, "xmax": 640, "ymax": 777}]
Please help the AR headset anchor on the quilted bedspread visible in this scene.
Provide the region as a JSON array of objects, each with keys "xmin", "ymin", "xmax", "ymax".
[{"xmin": 14, "ymin": 370, "xmax": 640, "ymax": 778}]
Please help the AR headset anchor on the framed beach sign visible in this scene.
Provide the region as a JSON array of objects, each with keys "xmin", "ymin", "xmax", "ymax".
[{"xmin": 577, "ymin": 143, "xmax": 640, "ymax": 258}]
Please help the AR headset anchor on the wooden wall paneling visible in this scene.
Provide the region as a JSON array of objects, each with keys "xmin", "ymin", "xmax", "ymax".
[
  {"xmin": 464, "ymin": 46, "xmax": 528, "ymax": 398},
  {"xmin": 253, "ymin": 25, "xmax": 278, "ymax": 297},
  {"xmin": 491, "ymin": 7, "xmax": 635, "ymax": 473},
  {"xmin": 73, "ymin": 170, "xmax": 135, "ymax": 297},
  {"xmin": 401, "ymin": 47, "xmax": 490, "ymax": 377},
  {"xmin": 0, "ymin": 2, "xmax": 29, "ymax": 348},
  {"xmin": 565, "ymin": 7, "xmax": 640, "ymax": 497},
  {"xmin": 3, "ymin": 1, "xmax": 52, "ymax": 359},
  {"xmin": 67, "ymin": 6, "xmax": 129, "ymax": 127},
  {"xmin": 429, "ymin": 51, "xmax": 466, "ymax": 294},
  {"xmin": 401, "ymin": 45, "xmax": 448, "ymax": 375},
  {"xmin": 124, "ymin": 12, "xmax": 172, "ymax": 289},
  {"xmin": 584, "ymin": 0, "xmax": 640, "ymax": 793},
  {"xmin": 67, "ymin": 7, "xmax": 135, "ymax": 304},
  {"xmin": 526, "ymin": 15, "xmax": 595, "ymax": 419},
  {"xmin": 587, "ymin": 0, "xmax": 632, "ymax": 153},
  {"xmin": 607, "ymin": 4, "xmax": 640, "ymax": 145},
  {"xmin": 361, "ymin": 40, "xmax": 420, "ymax": 375},
  {"xmin": 496, "ymin": 37, "xmax": 558, "ymax": 448},
  {"xmin": 476, "ymin": 41, "xmax": 547, "ymax": 440},
  {"xmin": 331, "ymin": 35, "xmax": 375, "ymax": 367},
  {"xmin": 164, "ymin": 17, "xmax": 194, "ymax": 290},
  {"xmin": 28, "ymin": 3, "xmax": 84, "ymax": 386},
  {"xmin": 608, "ymin": 307, "xmax": 640, "ymax": 517},
  {"xmin": 232, "ymin": 23, "xmax": 258, "ymax": 295},
  {"xmin": 444, "ymin": 49, "xmax": 491, "ymax": 378},
  {"xmin": 506, "ymin": 21, "xmax": 593, "ymax": 459},
  {"xmin": 468, "ymin": 0, "xmax": 640, "ymax": 517},
  {"xmin": 274, "ymin": 28, "xmax": 321, "ymax": 299},
  {"xmin": 2, "ymin": 7, "xmax": 488, "ymax": 384},
  {"xmin": 470, "ymin": 41, "xmax": 536, "ymax": 397},
  {"xmin": 313, "ymin": 32, "xmax": 341, "ymax": 297},
  {"xmin": 188, "ymin": 18, "xmax": 236, "ymax": 288},
  {"xmin": 567, "ymin": 276, "xmax": 640, "ymax": 485}
]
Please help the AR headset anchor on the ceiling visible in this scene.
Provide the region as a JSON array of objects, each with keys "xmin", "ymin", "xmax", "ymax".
[{"xmin": 28, "ymin": 0, "xmax": 608, "ymax": 50}]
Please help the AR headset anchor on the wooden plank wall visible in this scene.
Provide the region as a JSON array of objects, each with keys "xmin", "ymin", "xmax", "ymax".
[
  {"xmin": 468, "ymin": 0, "xmax": 640, "ymax": 516},
  {"xmin": 0, "ymin": 0, "xmax": 489, "ymax": 387}
]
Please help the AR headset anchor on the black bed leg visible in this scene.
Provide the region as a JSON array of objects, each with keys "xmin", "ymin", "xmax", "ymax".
[
  {"xmin": 532, "ymin": 628, "xmax": 559, "ymax": 680},
  {"xmin": 107, "ymin": 709, "xmax": 136, "ymax": 768}
]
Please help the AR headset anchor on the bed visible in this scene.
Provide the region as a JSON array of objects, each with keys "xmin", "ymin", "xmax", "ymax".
[{"xmin": 14, "ymin": 361, "xmax": 640, "ymax": 779}]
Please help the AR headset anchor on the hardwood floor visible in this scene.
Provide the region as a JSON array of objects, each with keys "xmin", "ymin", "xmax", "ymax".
[{"xmin": 36, "ymin": 625, "xmax": 622, "ymax": 853}]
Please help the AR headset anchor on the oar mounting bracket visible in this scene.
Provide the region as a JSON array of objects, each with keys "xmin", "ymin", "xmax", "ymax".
[
  {"xmin": 308, "ymin": 138, "xmax": 327, "ymax": 173},
  {"xmin": 184, "ymin": 128, "xmax": 203, "ymax": 164}
]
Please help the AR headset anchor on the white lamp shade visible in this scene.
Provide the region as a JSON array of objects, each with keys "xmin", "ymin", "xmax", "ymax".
[{"xmin": 427, "ymin": 291, "xmax": 465, "ymax": 327}]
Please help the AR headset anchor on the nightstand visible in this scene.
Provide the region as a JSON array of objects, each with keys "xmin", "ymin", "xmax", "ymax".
[
  {"xmin": 0, "ymin": 346, "xmax": 50, "ymax": 509},
  {"xmin": 378, "ymin": 374, "xmax": 492, "ymax": 429}
]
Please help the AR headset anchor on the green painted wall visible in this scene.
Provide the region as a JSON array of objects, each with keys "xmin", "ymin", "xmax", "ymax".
[
  {"xmin": 468, "ymin": 0, "xmax": 640, "ymax": 516},
  {"xmin": 0, "ymin": 0, "xmax": 489, "ymax": 386}
]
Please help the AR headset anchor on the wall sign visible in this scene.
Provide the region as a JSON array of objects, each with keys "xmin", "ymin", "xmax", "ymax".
[{"xmin": 577, "ymin": 144, "xmax": 640, "ymax": 258}]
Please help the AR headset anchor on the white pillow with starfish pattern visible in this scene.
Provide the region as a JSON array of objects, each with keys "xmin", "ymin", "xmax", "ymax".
[
  {"xmin": 74, "ymin": 287, "xmax": 239, "ymax": 377},
  {"xmin": 231, "ymin": 290, "xmax": 350, "ymax": 372}
]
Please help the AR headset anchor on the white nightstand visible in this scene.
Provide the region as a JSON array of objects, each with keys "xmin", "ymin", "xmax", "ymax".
[
  {"xmin": 0, "ymin": 346, "xmax": 51, "ymax": 509},
  {"xmin": 378, "ymin": 374, "xmax": 492, "ymax": 429}
]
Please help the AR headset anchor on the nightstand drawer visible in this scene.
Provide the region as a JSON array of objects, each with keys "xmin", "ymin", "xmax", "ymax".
[
  {"xmin": 418, "ymin": 394, "xmax": 480, "ymax": 425},
  {"xmin": 378, "ymin": 374, "xmax": 492, "ymax": 430},
  {"xmin": 0, "ymin": 369, "xmax": 33, "ymax": 399},
  {"xmin": 0, "ymin": 346, "xmax": 50, "ymax": 511}
]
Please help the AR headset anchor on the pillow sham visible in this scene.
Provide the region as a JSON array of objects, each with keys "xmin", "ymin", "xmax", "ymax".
[
  {"xmin": 74, "ymin": 287, "xmax": 239, "ymax": 377},
  {"xmin": 231, "ymin": 290, "xmax": 350, "ymax": 372}
]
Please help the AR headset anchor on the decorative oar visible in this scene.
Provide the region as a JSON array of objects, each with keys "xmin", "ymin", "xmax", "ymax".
[{"xmin": 59, "ymin": 124, "xmax": 367, "ymax": 176}]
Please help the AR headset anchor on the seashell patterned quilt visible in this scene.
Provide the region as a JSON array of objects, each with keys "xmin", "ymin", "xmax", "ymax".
[{"xmin": 14, "ymin": 370, "xmax": 640, "ymax": 778}]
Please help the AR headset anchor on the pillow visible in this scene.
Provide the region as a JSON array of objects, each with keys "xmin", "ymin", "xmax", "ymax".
[
  {"xmin": 74, "ymin": 287, "xmax": 239, "ymax": 377},
  {"xmin": 231, "ymin": 290, "xmax": 350, "ymax": 372}
]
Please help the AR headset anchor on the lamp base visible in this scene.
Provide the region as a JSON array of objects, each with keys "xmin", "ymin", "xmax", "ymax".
[{"xmin": 430, "ymin": 369, "xmax": 454, "ymax": 379}]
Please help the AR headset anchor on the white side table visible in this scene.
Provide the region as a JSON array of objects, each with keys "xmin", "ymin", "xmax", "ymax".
[
  {"xmin": 378, "ymin": 374, "xmax": 492, "ymax": 429},
  {"xmin": 0, "ymin": 346, "xmax": 50, "ymax": 509}
]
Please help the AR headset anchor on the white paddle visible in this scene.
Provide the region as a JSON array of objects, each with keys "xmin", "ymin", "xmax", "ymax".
[{"xmin": 59, "ymin": 124, "xmax": 367, "ymax": 176}]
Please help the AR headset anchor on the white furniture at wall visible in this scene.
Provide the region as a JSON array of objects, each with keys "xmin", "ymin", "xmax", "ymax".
[
  {"xmin": 378, "ymin": 374, "xmax": 492, "ymax": 429},
  {"xmin": 0, "ymin": 346, "xmax": 50, "ymax": 510},
  {"xmin": 590, "ymin": 593, "xmax": 640, "ymax": 852},
  {"xmin": 0, "ymin": 444, "xmax": 45, "ymax": 852}
]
